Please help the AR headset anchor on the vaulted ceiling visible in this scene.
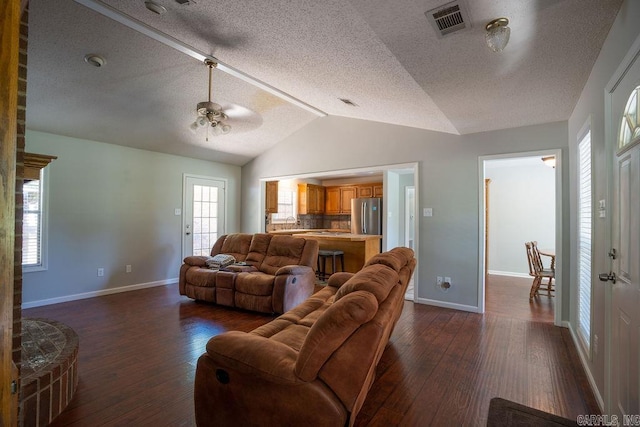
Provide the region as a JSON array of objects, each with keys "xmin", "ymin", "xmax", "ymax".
[{"xmin": 26, "ymin": 0, "xmax": 622, "ymax": 165}]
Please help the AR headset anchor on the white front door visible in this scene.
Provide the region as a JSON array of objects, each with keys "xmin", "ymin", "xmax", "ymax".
[
  {"xmin": 183, "ymin": 175, "xmax": 226, "ymax": 259},
  {"xmin": 606, "ymin": 39, "xmax": 640, "ymax": 418}
]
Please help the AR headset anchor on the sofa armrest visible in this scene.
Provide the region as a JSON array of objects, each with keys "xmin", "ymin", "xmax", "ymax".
[
  {"xmin": 272, "ymin": 266, "xmax": 316, "ymax": 313},
  {"xmin": 327, "ymin": 272, "xmax": 355, "ymax": 288},
  {"xmin": 204, "ymin": 331, "xmax": 301, "ymax": 383},
  {"xmin": 196, "ymin": 331, "xmax": 348, "ymax": 426},
  {"xmin": 183, "ymin": 255, "xmax": 210, "ymax": 267},
  {"xmin": 275, "ymin": 265, "xmax": 314, "ymax": 276}
]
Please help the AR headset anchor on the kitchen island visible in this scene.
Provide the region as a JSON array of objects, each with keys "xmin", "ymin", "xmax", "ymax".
[{"xmin": 292, "ymin": 232, "xmax": 382, "ymax": 274}]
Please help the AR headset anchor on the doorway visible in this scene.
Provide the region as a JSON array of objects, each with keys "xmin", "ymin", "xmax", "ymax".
[
  {"xmin": 182, "ymin": 175, "xmax": 226, "ymax": 259},
  {"xmin": 479, "ymin": 152, "xmax": 562, "ymax": 324}
]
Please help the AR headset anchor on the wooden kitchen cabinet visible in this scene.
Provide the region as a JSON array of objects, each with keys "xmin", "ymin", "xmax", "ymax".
[
  {"xmin": 325, "ymin": 186, "xmax": 357, "ymax": 214},
  {"xmin": 298, "ymin": 183, "xmax": 325, "ymax": 214},
  {"xmin": 340, "ymin": 186, "xmax": 356, "ymax": 214},
  {"xmin": 373, "ymin": 184, "xmax": 383, "ymax": 197},
  {"xmin": 356, "ymin": 182, "xmax": 383, "ymax": 198},
  {"xmin": 357, "ymin": 185, "xmax": 373, "ymax": 198},
  {"xmin": 265, "ymin": 181, "xmax": 278, "ymax": 214}
]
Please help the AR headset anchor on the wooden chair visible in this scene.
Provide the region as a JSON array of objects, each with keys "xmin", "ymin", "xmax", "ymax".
[{"xmin": 525, "ymin": 241, "xmax": 555, "ymax": 301}]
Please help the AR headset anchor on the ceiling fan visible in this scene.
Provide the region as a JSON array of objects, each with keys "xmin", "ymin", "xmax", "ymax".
[{"xmin": 190, "ymin": 59, "xmax": 232, "ymax": 138}]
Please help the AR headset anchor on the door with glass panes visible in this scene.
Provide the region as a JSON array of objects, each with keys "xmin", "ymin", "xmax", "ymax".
[{"xmin": 183, "ymin": 176, "xmax": 226, "ymax": 258}]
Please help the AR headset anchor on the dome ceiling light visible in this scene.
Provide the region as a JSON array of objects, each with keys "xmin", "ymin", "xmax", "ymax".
[{"xmin": 485, "ymin": 17, "xmax": 510, "ymax": 52}]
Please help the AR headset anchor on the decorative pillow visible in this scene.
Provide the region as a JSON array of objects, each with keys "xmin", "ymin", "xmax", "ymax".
[{"xmin": 205, "ymin": 254, "xmax": 236, "ymax": 269}]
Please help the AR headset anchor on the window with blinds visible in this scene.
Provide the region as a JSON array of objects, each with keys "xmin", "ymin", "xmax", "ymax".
[
  {"xmin": 577, "ymin": 129, "xmax": 592, "ymax": 350},
  {"xmin": 23, "ymin": 172, "xmax": 46, "ymax": 269},
  {"xmin": 271, "ymin": 180, "xmax": 297, "ymax": 223}
]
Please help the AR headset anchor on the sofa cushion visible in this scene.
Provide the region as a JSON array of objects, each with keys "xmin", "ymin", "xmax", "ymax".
[
  {"xmin": 334, "ymin": 264, "xmax": 398, "ymax": 304},
  {"xmin": 295, "ymin": 290, "xmax": 378, "ymax": 381},
  {"xmin": 218, "ymin": 233, "xmax": 253, "ymax": 261},
  {"xmin": 185, "ymin": 268, "xmax": 219, "ymax": 288},
  {"xmin": 261, "ymin": 236, "xmax": 309, "ymax": 275},
  {"xmin": 245, "ymin": 233, "xmax": 273, "ymax": 266},
  {"xmin": 235, "ymin": 272, "xmax": 275, "ymax": 296}
]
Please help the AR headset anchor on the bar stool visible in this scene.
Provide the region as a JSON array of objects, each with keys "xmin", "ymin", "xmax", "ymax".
[{"xmin": 317, "ymin": 249, "xmax": 345, "ymax": 281}]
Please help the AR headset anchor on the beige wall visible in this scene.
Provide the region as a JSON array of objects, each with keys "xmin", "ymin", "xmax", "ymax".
[
  {"xmin": 23, "ymin": 130, "xmax": 241, "ymax": 305},
  {"xmin": 241, "ymin": 116, "xmax": 568, "ymax": 310}
]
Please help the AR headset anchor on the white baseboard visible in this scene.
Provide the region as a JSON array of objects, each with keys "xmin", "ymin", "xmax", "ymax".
[
  {"xmin": 487, "ymin": 270, "xmax": 530, "ymax": 278},
  {"xmin": 565, "ymin": 321, "xmax": 605, "ymax": 413},
  {"xmin": 22, "ymin": 278, "xmax": 179, "ymax": 309},
  {"xmin": 414, "ymin": 297, "xmax": 481, "ymax": 313}
]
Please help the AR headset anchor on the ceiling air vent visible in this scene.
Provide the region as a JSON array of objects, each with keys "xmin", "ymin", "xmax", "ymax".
[
  {"xmin": 339, "ymin": 98, "xmax": 358, "ymax": 107},
  {"xmin": 425, "ymin": 1, "xmax": 471, "ymax": 38}
]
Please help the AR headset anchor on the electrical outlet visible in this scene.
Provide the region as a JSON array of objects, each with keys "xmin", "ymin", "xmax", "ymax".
[
  {"xmin": 437, "ymin": 276, "xmax": 443, "ymax": 286},
  {"xmin": 97, "ymin": 268, "xmax": 104, "ymax": 277},
  {"xmin": 126, "ymin": 265, "xmax": 132, "ymax": 273}
]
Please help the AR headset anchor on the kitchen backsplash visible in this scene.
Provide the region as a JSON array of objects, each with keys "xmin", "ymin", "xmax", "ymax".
[{"xmin": 269, "ymin": 214, "xmax": 350, "ymax": 231}]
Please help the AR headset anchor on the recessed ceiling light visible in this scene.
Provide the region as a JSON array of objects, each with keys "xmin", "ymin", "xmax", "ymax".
[
  {"xmin": 145, "ymin": 1, "xmax": 167, "ymax": 15},
  {"xmin": 83, "ymin": 54, "xmax": 106, "ymax": 68}
]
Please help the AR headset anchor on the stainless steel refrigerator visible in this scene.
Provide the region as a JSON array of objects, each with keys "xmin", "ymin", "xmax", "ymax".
[{"xmin": 350, "ymin": 198, "xmax": 382, "ymax": 235}]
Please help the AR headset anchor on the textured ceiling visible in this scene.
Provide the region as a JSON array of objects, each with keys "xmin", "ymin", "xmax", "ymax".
[{"xmin": 26, "ymin": 0, "xmax": 622, "ymax": 165}]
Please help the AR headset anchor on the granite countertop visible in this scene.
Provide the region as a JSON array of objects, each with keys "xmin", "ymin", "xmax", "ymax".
[
  {"xmin": 268, "ymin": 228, "xmax": 351, "ymax": 235},
  {"xmin": 293, "ymin": 232, "xmax": 382, "ymax": 241},
  {"xmin": 267, "ymin": 229, "xmax": 316, "ymax": 234}
]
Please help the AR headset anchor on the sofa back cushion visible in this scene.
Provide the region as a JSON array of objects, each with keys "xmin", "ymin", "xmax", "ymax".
[
  {"xmin": 334, "ymin": 264, "xmax": 398, "ymax": 304},
  {"xmin": 215, "ymin": 233, "xmax": 253, "ymax": 261},
  {"xmin": 260, "ymin": 236, "xmax": 317, "ymax": 275},
  {"xmin": 364, "ymin": 247, "xmax": 414, "ymax": 273},
  {"xmin": 295, "ymin": 290, "xmax": 378, "ymax": 381},
  {"xmin": 244, "ymin": 233, "xmax": 273, "ymax": 267}
]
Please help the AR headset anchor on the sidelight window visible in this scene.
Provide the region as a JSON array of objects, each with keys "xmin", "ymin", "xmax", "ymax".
[{"xmin": 577, "ymin": 127, "xmax": 592, "ymax": 351}]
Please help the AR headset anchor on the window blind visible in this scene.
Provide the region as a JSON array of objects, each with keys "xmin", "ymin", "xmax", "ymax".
[
  {"xmin": 577, "ymin": 130, "xmax": 592, "ymax": 349},
  {"xmin": 23, "ymin": 178, "xmax": 42, "ymax": 266}
]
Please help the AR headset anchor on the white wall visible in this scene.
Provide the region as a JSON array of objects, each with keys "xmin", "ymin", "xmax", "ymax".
[
  {"xmin": 567, "ymin": 0, "xmax": 640, "ymax": 408},
  {"xmin": 241, "ymin": 116, "xmax": 568, "ymax": 311},
  {"xmin": 23, "ymin": 130, "xmax": 241, "ymax": 305},
  {"xmin": 485, "ymin": 158, "xmax": 556, "ymax": 276}
]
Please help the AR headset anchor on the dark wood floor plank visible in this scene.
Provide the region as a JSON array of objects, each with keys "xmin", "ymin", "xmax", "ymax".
[{"xmin": 21, "ymin": 279, "xmax": 596, "ymax": 426}]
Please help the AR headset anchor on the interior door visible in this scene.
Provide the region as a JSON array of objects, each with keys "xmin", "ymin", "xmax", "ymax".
[
  {"xmin": 607, "ymin": 44, "xmax": 640, "ymax": 418},
  {"xmin": 183, "ymin": 176, "xmax": 226, "ymax": 259},
  {"xmin": 405, "ymin": 186, "xmax": 415, "ymax": 249}
]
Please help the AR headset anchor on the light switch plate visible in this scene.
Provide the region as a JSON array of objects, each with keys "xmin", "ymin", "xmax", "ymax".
[{"xmin": 423, "ymin": 208, "xmax": 433, "ymax": 217}]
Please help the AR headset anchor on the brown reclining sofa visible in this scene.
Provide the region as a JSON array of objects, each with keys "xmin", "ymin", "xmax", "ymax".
[
  {"xmin": 179, "ymin": 233, "xmax": 319, "ymax": 314},
  {"xmin": 194, "ymin": 247, "xmax": 416, "ymax": 426}
]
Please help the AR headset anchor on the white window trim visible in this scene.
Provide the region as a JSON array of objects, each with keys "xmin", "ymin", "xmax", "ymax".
[{"xmin": 23, "ymin": 167, "xmax": 49, "ymax": 273}]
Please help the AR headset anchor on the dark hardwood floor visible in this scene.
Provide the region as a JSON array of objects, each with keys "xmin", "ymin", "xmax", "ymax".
[
  {"xmin": 23, "ymin": 280, "xmax": 594, "ymax": 426},
  {"xmin": 485, "ymin": 274, "xmax": 554, "ymax": 323}
]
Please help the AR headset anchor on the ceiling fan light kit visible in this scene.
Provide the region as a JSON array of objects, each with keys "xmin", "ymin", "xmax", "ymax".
[
  {"xmin": 191, "ymin": 59, "xmax": 232, "ymax": 137},
  {"xmin": 485, "ymin": 17, "xmax": 510, "ymax": 52}
]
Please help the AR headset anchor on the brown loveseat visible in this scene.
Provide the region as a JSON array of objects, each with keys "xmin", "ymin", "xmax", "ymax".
[
  {"xmin": 194, "ymin": 247, "xmax": 416, "ymax": 427},
  {"xmin": 179, "ymin": 233, "xmax": 319, "ymax": 314}
]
